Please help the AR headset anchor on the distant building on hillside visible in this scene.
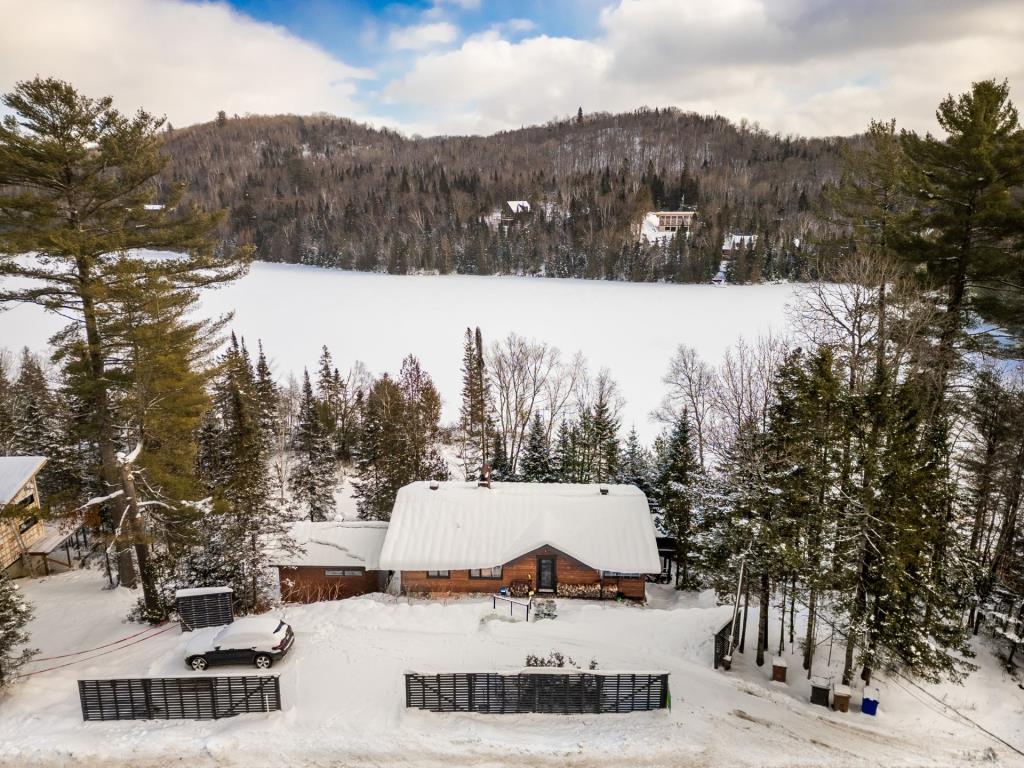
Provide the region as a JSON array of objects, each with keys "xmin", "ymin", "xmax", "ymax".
[
  {"xmin": 501, "ymin": 200, "xmax": 532, "ymax": 227},
  {"xmin": 639, "ymin": 208, "xmax": 697, "ymax": 243}
]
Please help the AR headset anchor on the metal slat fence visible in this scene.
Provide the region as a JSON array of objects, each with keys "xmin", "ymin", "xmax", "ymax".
[
  {"xmin": 78, "ymin": 675, "xmax": 281, "ymax": 721},
  {"xmin": 405, "ymin": 672, "xmax": 669, "ymax": 714},
  {"xmin": 713, "ymin": 619, "xmax": 734, "ymax": 669}
]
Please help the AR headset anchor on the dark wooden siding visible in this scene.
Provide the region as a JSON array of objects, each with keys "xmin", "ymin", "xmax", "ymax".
[
  {"xmin": 277, "ymin": 566, "xmax": 386, "ymax": 603},
  {"xmin": 400, "ymin": 545, "xmax": 646, "ymax": 600}
]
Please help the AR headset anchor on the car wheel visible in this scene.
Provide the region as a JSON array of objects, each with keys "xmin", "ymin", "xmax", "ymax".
[
  {"xmin": 254, "ymin": 653, "xmax": 273, "ymax": 670},
  {"xmin": 189, "ymin": 656, "xmax": 208, "ymax": 671}
]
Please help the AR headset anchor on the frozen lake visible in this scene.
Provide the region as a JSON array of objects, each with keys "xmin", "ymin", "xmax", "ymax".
[{"xmin": 0, "ymin": 263, "xmax": 799, "ymax": 440}]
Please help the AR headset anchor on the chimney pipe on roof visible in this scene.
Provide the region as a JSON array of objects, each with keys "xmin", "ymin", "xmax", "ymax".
[
  {"xmin": 429, "ymin": 480, "xmax": 439, "ymax": 491},
  {"xmin": 599, "ymin": 486, "xmax": 609, "ymax": 495},
  {"xmin": 478, "ymin": 464, "xmax": 492, "ymax": 489}
]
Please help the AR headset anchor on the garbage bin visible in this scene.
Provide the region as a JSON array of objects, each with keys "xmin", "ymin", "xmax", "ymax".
[
  {"xmin": 771, "ymin": 657, "xmax": 788, "ymax": 683},
  {"xmin": 861, "ymin": 688, "xmax": 880, "ymax": 716},
  {"xmin": 832, "ymin": 684, "xmax": 851, "ymax": 713},
  {"xmin": 810, "ymin": 677, "xmax": 830, "ymax": 707}
]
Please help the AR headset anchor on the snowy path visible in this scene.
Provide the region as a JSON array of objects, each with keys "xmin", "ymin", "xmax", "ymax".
[{"xmin": 1, "ymin": 569, "xmax": 1022, "ymax": 767}]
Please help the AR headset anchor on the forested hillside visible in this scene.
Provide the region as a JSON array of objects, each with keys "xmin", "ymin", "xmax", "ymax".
[{"xmin": 158, "ymin": 109, "xmax": 844, "ymax": 282}]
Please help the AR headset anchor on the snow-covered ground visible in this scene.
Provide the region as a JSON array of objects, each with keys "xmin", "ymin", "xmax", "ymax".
[
  {"xmin": 3, "ymin": 568, "xmax": 1023, "ymax": 767},
  {"xmin": 0, "ymin": 262, "xmax": 798, "ymax": 441}
]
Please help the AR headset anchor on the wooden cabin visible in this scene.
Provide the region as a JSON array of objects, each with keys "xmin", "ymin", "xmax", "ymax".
[
  {"xmin": 271, "ymin": 520, "xmax": 389, "ymax": 603},
  {"xmin": 0, "ymin": 456, "xmax": 48, "ymax": 577},
  {"xmin": 379, "ymin": 482, "xmax": 661, "ymax": 601}
]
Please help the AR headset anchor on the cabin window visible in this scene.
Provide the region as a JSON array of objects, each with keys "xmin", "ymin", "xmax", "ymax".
[
  {"xmin": 17, "ymin": 494, "xmax": 35, "ymax": 507},
  {"xmin": 601, "ymin": 571, "xmax": 640, "ymax": 579},
  {"xmin": 427, "ymin": 570, "xmax": 450, "ymax": 578},
  {"xmin": 18, "ymin": 515, "xmax": 38, "ymax": 534},
  {"xmin": 469, "ymin": 566, "xmax": 503, "ymax": 579},
  {"xmin": 325, "ymin": 569, "xmax": 362, "ymax": 577}
]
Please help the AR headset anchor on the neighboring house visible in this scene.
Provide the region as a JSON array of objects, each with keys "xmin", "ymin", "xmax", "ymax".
[
  {"xmin": 639, "ymin": 209, "xmax": 697, "ymax": 243},
  {"xmin": 0, "ymin": 456, "xmax": 47, "ymax": 577},
  {"xmin": 379, "ymin": 482, "xmax": 661, "ymax": 601},
  {"xmin": 271, "ymin": 520, "xmax": 390, "ymax": 603}
]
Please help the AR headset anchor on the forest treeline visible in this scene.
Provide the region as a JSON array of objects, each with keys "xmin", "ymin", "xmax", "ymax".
[{"xmin": 157, "ymin": 107, "xmax": 838, "ymax": 283}]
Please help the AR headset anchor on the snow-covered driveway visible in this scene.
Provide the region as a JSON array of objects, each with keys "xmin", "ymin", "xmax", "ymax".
[{"xmin": 1, "ymin": 569, "xmax": 1022, "ymax": 767}]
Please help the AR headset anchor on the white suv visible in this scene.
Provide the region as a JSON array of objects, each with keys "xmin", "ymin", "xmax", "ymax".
[{"xmin": 185, "ymin": 616, "xmax": 293, "ymax": 671}]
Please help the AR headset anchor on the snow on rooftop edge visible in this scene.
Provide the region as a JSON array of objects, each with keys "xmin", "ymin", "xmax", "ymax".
[
  {"xmin": 175, "ymin": 586, "xmax": 232, "ymax": 598},
  {"xmin": 379, "ymin": 481, "xmax": 661, "ymax": 573},
  {"xmin": 0, "ymin": 455, "xmax": 47, "ymax": 504},
  {"xmin": 270, "ymin": 520, "xmax": 389, "ymax": 569}
]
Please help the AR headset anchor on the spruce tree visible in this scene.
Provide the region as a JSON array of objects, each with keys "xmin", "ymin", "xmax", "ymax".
[
  {"xmin": 457, "ymin": 327, "xmax": 490, "ymax": 478},
  {"xmin": 0, "ymin": 574, "xmax": 35, "ymax": 687},
  {"xmin": 289, "ymin": 369, "xmax": 337, "ymax": 522},
  {"xmin": 519, "ymin": 412, "xmax": 554, "ymax": 482},
  {"xmin": 617, "ymin": 426, "xmax": 654, "ymax": 496},
  {"xmin": 656, "ymin": 411, "xmax": 701, "ymax": 588},
  {"xmin": 353, "ymin": 375, "xmax": 408, "ymax": 520}
]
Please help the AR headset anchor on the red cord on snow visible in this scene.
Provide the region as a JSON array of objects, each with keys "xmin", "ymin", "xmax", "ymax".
[
  {"xmin": 31, "ymin": 621, "xmax": 174, "ymax": 662},
  {"xmin": 19, "ymin": 622, "xmax": 180, "ymax": 678}
]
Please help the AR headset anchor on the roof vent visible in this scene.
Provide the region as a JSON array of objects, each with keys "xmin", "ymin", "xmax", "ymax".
[
  {"xmin": 429, "ymin": 481, "xmax": 440, "ymax": 491},
  {"xmin": 599, "ymin": 486, "xmax": 609, "ymax": 495},
  {"xmin": 478, "ymin": 464, "xmax": 492, "ymax": 489}
]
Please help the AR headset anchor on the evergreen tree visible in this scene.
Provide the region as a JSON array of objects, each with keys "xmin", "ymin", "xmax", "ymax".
[
  {"xmin": 0, "ymin": 77, "xmax": 248, "ymax": 598},
  {"xmin": 617, "ymin": 426, "xmax": 654, "ymax": 496},
  {"xmin": 656, "ymin": 411, "xmax": 701, "ymax": 588},
  {"xmin": 187, "ymin": 337, "xmax": 291, "ymax": 613},
  {"xmin": 289, "ymin": 369, "xmax": 337, "ymax": 522},
  {"xmin": 900, "ymin": 80, "xmax": 1024, "ymax": 371},
  {"xmin": 552, "ymin": 421, "xmax": 575, "ymax": 482},
  {"xmin": 519, "ymin": 412, "xmax": 554, "ymax": 482},
  {"xmin": 457, "ymin": 327, "xmax": 490, "ymax": 478},
  {"xmin": 353, "ymin": 375, "xmax": 408, "ymax": 520},
  {"xmin": 0, "ymin": 574, "xmax": 35, "ymax": 687}
]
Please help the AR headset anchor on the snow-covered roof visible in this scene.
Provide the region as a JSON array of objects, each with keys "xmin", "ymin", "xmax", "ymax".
[
  {"xmin": 0, "ymin": 456, "xmax": 47, "ymax": 505},
  {"xmin": 379, "ymin": 482, "xmax": 661, "ymax": 573},
  {"xmin": 175, "ymin": 586, "xmax": 233, "ymax": 599},
  {"xmin": 271, "ymin": 520, "xmax": 389, "ymax": 570},
  {"xmin": 506, "ymin": 200, "xmax": 530, "ymax": 213}
]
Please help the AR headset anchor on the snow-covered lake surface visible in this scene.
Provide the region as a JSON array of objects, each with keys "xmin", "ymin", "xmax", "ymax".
[
  {"xmin": 0, "ymin": 262, "xmax": 800, "ymax": 440},
  {"xmin": 5, "ymin": 569, "xmax": 1023, "ymax": 767}
]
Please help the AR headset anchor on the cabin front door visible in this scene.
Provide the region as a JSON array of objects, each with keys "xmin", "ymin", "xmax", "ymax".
[{"xmin": 537, "ymin": 556, "xmax": 556, "ymax": 592}]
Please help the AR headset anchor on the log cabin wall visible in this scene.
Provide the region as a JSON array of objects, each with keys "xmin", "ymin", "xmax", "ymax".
[
  {"xmin": 277, "ymin": 566, "xmax": 386, "ymax": 603},
  {"xmin": 400, "ymin": 545, "xmax": 646, "ymax": 601}
]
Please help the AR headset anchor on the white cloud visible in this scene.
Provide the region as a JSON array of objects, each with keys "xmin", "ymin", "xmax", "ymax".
[
  {"xmin": 388, "ymin": 22, "xmax": 459, "ymax": 52},
  {"xmin": 387, "ymin": 0, "xmax": 1024, "ymax": 136},
  {"xmin": 0, "ymin": 0, "xmax": 373, "ymax": 127}
]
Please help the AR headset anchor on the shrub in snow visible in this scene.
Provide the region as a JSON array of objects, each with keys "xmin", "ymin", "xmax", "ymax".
[
  {"xmin": 525, "ymin": 651, "xmax": 598, "ymax": 670},
  {"xmin": 0, "ymin": 575, "xmax": 37, "ymax": 686}
]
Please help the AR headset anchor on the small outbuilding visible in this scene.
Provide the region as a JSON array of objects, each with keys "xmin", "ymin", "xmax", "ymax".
[
  {"xmin": 271, "ymin": 520, "xmax": 389, "ymax": 603},
  {"xmin": 1, "ymin": 456, "xmax": 48, "ymax": 577},
  {"xmin": 379, "ymin": 482, "xmax": 661, "ymax": 601}
]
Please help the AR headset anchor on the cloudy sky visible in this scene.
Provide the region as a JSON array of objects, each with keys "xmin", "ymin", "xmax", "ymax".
[{"xmin": 2, "ymin": 0, "xmax": 1022, "ymax": 137}]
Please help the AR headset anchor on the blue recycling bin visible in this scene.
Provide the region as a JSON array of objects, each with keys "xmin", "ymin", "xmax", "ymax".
[{"xmin": 861, "ymin": 693, "xmax": 879, "ymax": 716}]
